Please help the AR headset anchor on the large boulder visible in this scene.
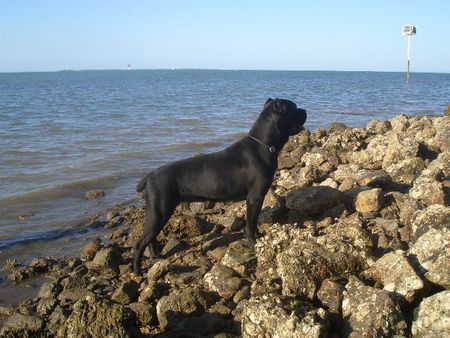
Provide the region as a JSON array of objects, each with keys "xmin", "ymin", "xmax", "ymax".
[
  {"xmin": 408, "ymin": 227, "xmax": 450, "ymax": 288},
  {"xmin": 203, "ymin": 264, "xmax": 243, "ymax": 300},
  {"xmin": 286, "ymin": 186, "xmax": 343, "ymax": 216},
  {"xmin": 342, "ymin": 277, "xmax": 406, "ymax": 337},
  {"xmin": 241, "ymin": 295, "xmax": 329, "ymax": 338},
  {"xmin": 409, "ymin": 151, "xmax": 450, "ymax": 206},
  {"xmin": 365, "ymin": 250, "xmax": 424, "ymax": 303},
  {"xmin": 410, "ymin": 204, "xmax": 450, "ymax": 240},
  {"xmin": 0, "ymin": 313, "xmax": 43, "ymax": 338},
  {"xmin": 58, "ymin": 296, "xmax": 135, "ymax": 337},
  {"xmin": 412, "ymin": 290, "xmax": 450, "ymax": 337},
  {"xmin": 156, "ymin": 287, "xmax": 215, "ymax": 330}
]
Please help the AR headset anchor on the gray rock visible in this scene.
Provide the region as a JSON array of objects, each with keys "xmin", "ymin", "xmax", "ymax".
[
  {"xmin": 408, "ymin": 227, "xmax": 450, "ymax": 288},
  {"xmin": 203, "ymin": 264, "xmax": 243, "ymax": 300},
  {"xmin": 0, "ymin": 313, "xmax": 43, "ymax": 337},
  {"xmin": 111, "ymin": 280, "xmax": 140, "ymax": 305},
  {"xmin": 58, "ymin": 295, "xmax": 134, "ymax": 337},
  {"xmin": 241, "ymin": 294, "xmax": 329, "ymax": 338},
  {"xmin": 412, "ymin": 290, "xmax": 450, "ymax": 337},
  {"xmin": 342, "ymin": 277, "xmax": 406, "ymax": 337},
  {"xmin": 156, "ymin": 287, "xmax": 215, "ymax": 330},
  {"xmin": 286, "ymin": 186, "xmax": 342, "ymax": 216},
  {"xmin": 365, "ymin": 250, "xmax": 424, "ymax": 303}
]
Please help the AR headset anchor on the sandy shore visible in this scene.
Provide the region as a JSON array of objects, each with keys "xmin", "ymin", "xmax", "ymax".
[{"xmin": 1, "ymin": 111, "xmax": 449, "ymax": 337}]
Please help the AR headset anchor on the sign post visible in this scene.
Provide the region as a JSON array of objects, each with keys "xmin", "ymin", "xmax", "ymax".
[{"xmin": 402, "ymin": 25, "xmax": 417, "ymax": 83}]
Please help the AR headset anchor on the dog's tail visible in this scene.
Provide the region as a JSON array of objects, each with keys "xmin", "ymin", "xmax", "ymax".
[{"xmin": 136, "ymin": 175, "xmax": 148, "ymax": 193}]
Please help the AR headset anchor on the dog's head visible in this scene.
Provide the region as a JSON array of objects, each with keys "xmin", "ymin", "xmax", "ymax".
[{"xmin": 264, "ymin": 98, "xmax": 307, "ymax": 136}]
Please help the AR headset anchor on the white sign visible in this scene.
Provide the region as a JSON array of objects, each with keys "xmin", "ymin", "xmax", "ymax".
[{"xmin": 402, "ymin": 25, "xmax": 417, "ymax": 36}]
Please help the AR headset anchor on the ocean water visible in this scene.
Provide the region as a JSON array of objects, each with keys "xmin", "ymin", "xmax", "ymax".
[{"xmin": 0, "ymin": 69, "xmax": 449, "ymax": 260}]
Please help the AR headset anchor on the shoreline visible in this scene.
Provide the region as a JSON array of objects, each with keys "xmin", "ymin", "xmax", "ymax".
[{"xmin": 1, "ymin": 111, "xmax": 449, "ymax": 336}]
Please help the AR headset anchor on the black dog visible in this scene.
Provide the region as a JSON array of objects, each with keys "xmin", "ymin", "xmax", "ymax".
[{"xmin": 133, "ymin": 98, "xmax": 306, "ymax": 275}]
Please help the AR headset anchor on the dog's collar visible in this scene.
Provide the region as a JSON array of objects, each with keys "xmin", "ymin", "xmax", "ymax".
[{"xmin": 247, "ymin": 135, "xmax": 277, "ymax": 153}]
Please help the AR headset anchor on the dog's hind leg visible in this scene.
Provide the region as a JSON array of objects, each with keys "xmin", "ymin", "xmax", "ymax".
[{"xmin": 133, "ymin": 192, "xmax": 177, "ymax": 275}]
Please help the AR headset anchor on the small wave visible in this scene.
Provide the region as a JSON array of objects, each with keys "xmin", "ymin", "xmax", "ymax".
[
  {"xmin": 162, "ymin": 140, "xmax": 222, "ymax": 152},
  {"xmin": 0, "ymin": 175, "xmax": 119, "ymax": 208},
  {"xmin": 0, "ymin": 225, "xmax": 95, "ymax": 251}
]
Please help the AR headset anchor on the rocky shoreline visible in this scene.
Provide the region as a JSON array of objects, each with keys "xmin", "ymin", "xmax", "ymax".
[{"xmin": 1, "ymin": 111, "xmax": 449, "ymax": 337}]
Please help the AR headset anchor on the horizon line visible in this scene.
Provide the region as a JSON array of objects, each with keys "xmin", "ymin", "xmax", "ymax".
[{"xmin": 1, "ymin": 68, "xmax": 449, "ymax": 75}]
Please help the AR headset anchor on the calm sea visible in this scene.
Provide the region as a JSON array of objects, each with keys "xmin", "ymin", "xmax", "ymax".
[{"xmin": 1, "ymin": 69, "xmax": 449, "ymax": 262}]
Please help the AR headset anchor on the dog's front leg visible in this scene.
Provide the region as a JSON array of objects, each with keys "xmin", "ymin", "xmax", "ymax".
[{"xmin": 245, "ymin": 195, "xmax": 264, "ymax": 244}]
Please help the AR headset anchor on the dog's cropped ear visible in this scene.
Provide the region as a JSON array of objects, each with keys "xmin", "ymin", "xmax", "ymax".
[
  {"xmin": 264, "ymin": 98, "xmax": 273, "ymax": 109},
  {"xmin": 273, "ymin": 98, "xmax": 287, "ymax": 115}
]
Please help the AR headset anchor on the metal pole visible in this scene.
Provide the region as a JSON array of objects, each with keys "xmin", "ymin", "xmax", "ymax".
[{"xmin": 406, "ymin": 35, "xmax": 411, "ymax": 83}]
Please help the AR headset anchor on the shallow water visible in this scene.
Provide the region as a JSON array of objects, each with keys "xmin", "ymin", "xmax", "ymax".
[{"xmin": 0, "ymin": 69, "xmax": 449, "ymax": 264}]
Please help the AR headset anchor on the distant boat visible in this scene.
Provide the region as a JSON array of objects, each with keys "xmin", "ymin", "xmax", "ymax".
[{"xmin": 128, "ymin": 64, "xmax": 132, "ymax": 70}]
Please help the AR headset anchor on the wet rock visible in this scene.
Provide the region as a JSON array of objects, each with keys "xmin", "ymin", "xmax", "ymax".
[
  {"xmin": 111, "ymin": 280, "xmax": 140, "ymax": 305},
  {"xmin": 220, "ymin": 239, "xmax": 256, "ymax": 276},
  {"xmin": 408, "ymin": 227, "xmax": 450, "ymax": 288},
  {"xmin": 46, "ymin": 306, "xmax": 69, "ymax": 336},
  {"xmin": 58, "ymin": 288, "xmax": 94, "ymax": 305},
  {"xmin": 329, "ymin": 122, "xmax": 349, "ymax": 132},
  {"xmin": 354, "ymin": 188, "xmax": 383, "ymax": 214},
  {"xmin": 0, "ymin": 313, "xmax": 43, "ymax": 337},
  {"xmin": 366, "ymin": 119, "xmax": 391, "ymax": 134},
  {"xmin": 241, "ymin": 294, "xmax": 329, "ymax": 338},
  {"xmin": 58, "ymin": 295, "xmax": 134, "ymax": 337},
  {"xmin": 87, "ymin": 247, "xmax": 121, "ymax": 273},
  {"xmin": 410, "ymin": 204, "xmax": 450, "ymax": 240},
  {"xmin": 36, "ymin": 297, "xmax": 57, "ymax": 316},
  {"xmin": 156, "ymin": 287, "xmax": 215, "ymax": 330},
  {"xmin": 37, "ymin": 280, "xmax": 62, "ymax": 299},
  {"xmin": 104, "ymin": 216, "xmax": 124, "ymax": 230},
  {"xmin": 412, "ymin": 290, "xmax": 450, "ymax": 337},
  {"xmin": 84, "ymin": 189, "xmax": 105, "ymax": 199},
  {"xmin": 365, "ymin": 250, "xmax": 424, "ymax": 303},
  {"xmin": 286, "ymin": 186, "xmax": 342, "ymax": 216},
  {"xmin": 80, "ymin": 237, "xmax": 102, "ymax": 261},
  {"xmin": 204, "ymin": 264, "xmax": 243, "ymax": 300},
  {"xmin": 128, "ymin": 301, "xmax": 157, "ymax": 326},
  {"xmin": 342, "ymin": 277, "xmax": 406, "ymax": 337}
]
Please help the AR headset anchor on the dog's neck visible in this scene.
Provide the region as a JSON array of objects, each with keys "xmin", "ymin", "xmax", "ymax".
[{"xmin": 248, "ymin": 110, "xmax": 286, "ymax": 154}]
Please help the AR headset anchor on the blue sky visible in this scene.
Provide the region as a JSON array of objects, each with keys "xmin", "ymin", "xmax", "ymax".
[{"xmin": 1, "ymin": 0, "xmax": 449, "ymax": 72}]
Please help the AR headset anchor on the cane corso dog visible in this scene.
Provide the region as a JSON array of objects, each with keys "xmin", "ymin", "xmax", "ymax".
[{"xmin": 133, "ymin": 98, "xmax": 307, "ymax": 275}]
